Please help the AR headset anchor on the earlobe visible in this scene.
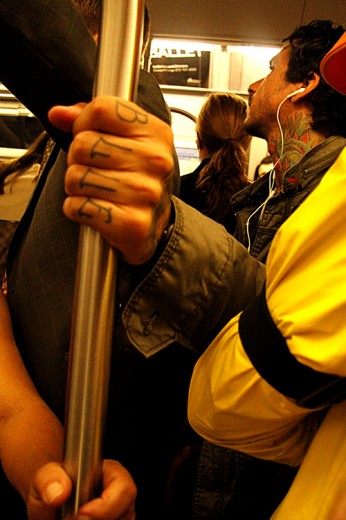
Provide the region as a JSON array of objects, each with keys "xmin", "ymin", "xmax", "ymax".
[
  {"xmin": 289, "ymin": 74, "xmax": 320, "ymax": 102},
  {"xmin": 303, "ymin": 71, "xmax": 321, "ymax": 94}
]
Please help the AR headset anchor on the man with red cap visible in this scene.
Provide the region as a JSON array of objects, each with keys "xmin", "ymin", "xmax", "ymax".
[
  {"xmin": 188, "ymin": 30, "xmax": 346, "ymax": 520},
  {"xmin": 270, "ymin": 29, "xmax": 346, "ymax": 520},
  {"xmin": 320, "ymin": 30, "xmax": 346, "ymax": 95}
]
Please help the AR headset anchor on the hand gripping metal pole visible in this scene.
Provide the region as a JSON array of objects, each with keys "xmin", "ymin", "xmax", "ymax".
[{"xmin": 61, "ymin": 1, "xmax": 143, "ymax": 518}]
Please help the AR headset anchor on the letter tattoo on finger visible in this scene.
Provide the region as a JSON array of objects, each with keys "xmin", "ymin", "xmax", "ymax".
[
  {"xmin": 91, "ymin": 136, "xmax": 132, "ymax": 159},
  {"xmin": 78, "ymin": 198, "xmax": 112, "ymax": 224},
  {"xmin": 115, "ymin": 100, "xmax": 148, "ymax": 125},
  {"xmin": 80, "ymin": 167, "xmax": 119, "ymax": 192}
]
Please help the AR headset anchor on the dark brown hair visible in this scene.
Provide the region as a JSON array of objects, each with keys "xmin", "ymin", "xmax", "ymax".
[{"xmin": 196, "ymin": 93, "xmax": 251, "ymax": 224}]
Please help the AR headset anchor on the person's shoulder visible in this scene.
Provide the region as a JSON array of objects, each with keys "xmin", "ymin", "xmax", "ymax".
[
  {"xmin": 179, "ymin": 170, "xmax": 200, "ymax": 201},
  {"xmin": 137, "ymin": 69, "xmax": 171, "ymax": 125}
]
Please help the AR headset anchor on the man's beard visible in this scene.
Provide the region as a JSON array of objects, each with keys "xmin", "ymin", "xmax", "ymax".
[{"xmin": 244, "ymin": 117, "xmax": 267, "ymax": 141}]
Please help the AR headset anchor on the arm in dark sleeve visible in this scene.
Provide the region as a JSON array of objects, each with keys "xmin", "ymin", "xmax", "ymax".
[
  {"xmin": 0, "ymin": 0, "xmax": 180, "ymax": 192},
  {"xmin": 123, "ymin": 197, "xmax": 266, "ymax": 357},
  {"xmin": 0, "ymin": 0, "xmax": 96, "ymax": 149},
  {"xmin": 0, "ymin": 1, "xmax": 170, "ymax": 134}
]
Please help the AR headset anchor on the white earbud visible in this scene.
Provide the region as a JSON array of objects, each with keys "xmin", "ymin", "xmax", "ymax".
[
  {"xmin": 246, "ymin": 84, "xmax": 306, "ymax": 251},
  {"xmin": 285, "ymin": 87, "xmax": 306, "ymax": 99}
]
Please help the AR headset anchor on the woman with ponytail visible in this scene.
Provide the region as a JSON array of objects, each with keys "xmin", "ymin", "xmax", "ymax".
[{"xmin": 179, "ymin": 92, "xmax": 251, "ymax": 233}]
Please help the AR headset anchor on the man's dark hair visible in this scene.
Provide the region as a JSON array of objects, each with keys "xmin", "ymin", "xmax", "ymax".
[
  {"xmin": 284, "ymin": 19, "xmax": 346, "ymax": 137},
  {"xmin": 72, "ymin": 0, "xmax": 151, "ymax": 55},
  {"xmin": 72, "ymin": 0, "xmax": 99, "ymax": 35}
]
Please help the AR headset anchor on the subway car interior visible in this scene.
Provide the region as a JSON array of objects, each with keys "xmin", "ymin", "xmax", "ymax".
[
  {"xmin": 1, "ymin": 0, "xmax": 345, "ymax": 177},
  {"xmin": 0, "ymin": 1, "xmax": 346, "ymax": 519}
]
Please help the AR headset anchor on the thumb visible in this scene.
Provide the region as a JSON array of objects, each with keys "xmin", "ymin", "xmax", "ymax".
[
  {"xmin": 27, "ymin": 462, "xmax": 72, "ymax": 520},
  {"xmin": 48, "ymin": 103, "xmax": 86, "ymax": 133}
]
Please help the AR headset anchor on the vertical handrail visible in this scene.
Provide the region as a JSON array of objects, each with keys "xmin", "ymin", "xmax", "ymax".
[{"xmin": 61, "ymin": 1, "xmax": 144, "ymax": 518}]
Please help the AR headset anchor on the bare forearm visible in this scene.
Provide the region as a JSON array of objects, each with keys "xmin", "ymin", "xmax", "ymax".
[
  {"xmin": 0, "ymin": 399, "xmax": 64, "ymax": 501},
  {"xmin": 0, "ymin": 292, "xmax": 63, "ymax": 500}
]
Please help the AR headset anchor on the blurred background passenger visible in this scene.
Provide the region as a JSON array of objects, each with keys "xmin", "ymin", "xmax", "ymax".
[
  {"xmin": 0, "ymin": 132, "xmax": 51, "ymax": 286},
  {"xmin": 0, "ymin": 113, "xmax": 43, "ymax": 149},
  {"xmin": 179, "ymin": 92, "xmax": 251, "ymax": 234},
  {"xmin": 253, "ymin": 154, "xmax": 274, "ymax": 181}
]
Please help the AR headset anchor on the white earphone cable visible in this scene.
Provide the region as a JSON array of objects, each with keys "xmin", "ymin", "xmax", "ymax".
[{"xmin": 246, "ymin": 97, "xmax": 287, "ymax": 252}]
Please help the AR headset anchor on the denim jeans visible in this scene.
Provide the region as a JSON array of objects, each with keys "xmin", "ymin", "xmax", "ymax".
[{"xmin": 192, "ymin": 440, "xmax": 298, "ymax": 520}]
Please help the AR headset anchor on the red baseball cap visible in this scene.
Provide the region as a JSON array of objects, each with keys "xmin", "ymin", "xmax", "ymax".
[{"xmin": 320, "ymin": 31, "xmax": 346, "ymax": 95}]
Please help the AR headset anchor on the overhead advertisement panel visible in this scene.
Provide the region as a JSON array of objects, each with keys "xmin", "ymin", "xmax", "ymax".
[{"xmin": 149, "ymin": 47, "xmax": 210, "ymax": 88}]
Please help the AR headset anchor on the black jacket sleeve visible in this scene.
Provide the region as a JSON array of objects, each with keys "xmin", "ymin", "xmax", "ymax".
[
  {"xmin": 0, "ymin": 0, "xmax": 96, "ymax": 149},
  {"xmin": 0, "ymin": 0, "xmax": 173, "ymax": 142}
]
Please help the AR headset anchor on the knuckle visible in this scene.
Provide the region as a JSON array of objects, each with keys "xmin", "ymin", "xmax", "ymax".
[
  {"xmin": 90, "ymin": 96, "xmax": 108, "ymax": 122},
  {"xmin": 62, "ymin": 197, "xmax": 73, "ymax": 218},
  {"xmin": 129, "ymin": 176, "xmax": 161, "ymax": 206},
  {"xmin": 64, "ymin": 165, "xmax": 78, "ymax": 195},
  {"xmin": 150, "ymin": 148, "xmax": 174, "ymax": 177},
  {"xmin": 69, "ymin": 132, "xmax": 88, "ymax": 161}
]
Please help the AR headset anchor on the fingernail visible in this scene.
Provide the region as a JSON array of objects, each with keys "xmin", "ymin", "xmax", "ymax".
[{"xmin": 44, "ymin": 482, "xmax": 64, "ymax": 504}]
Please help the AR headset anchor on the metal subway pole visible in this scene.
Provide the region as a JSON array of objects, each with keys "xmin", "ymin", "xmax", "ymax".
[{"xmin": 61, "ymin": 1, "xmax": 144, "ymax": 518}]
